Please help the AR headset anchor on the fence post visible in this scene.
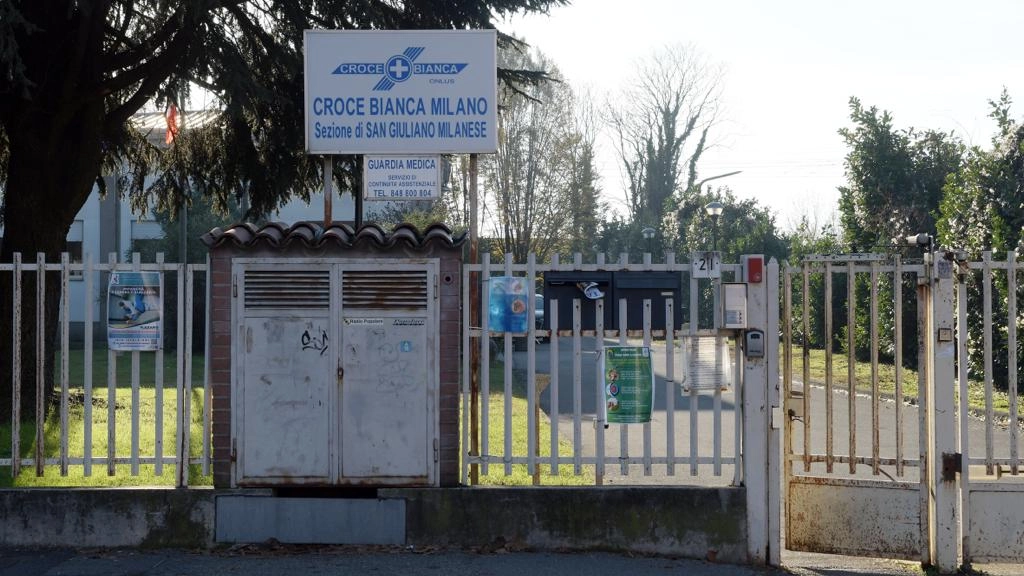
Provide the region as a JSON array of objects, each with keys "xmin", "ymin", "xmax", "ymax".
[
  {"xmin": 742, "ymin": 254, "xmax": 770, "ymax": 564},
  {"xmin": 928, "ymin": 252, "xmax": 960, "ymax": 571},
  {"xmin": 766, "ymin": 259, "xmax": 781, "ymax": 566}
]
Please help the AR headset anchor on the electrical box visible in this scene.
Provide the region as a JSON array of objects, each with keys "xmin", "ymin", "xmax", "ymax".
[
  {"xmin": 721, "ymin": 283, "xmax": 747, "ymax": 329},
  {"xmin": 742, "ymin": 254, "xmax": 764, "ymax": 283},
  {"xmin": 745, "ymin": 329, "xmax": 765, "ymax": 358},
  {"xmin": 233, "ymin": 259, "xmax": 439, "ymax": 488}
]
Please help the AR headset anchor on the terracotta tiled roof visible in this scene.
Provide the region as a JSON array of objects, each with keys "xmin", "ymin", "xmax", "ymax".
[{"xmin": 200, "ymin": 221, "xmax": 467, "ymax": 250}]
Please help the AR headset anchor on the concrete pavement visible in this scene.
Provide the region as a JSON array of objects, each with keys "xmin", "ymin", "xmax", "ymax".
[
  {"xmin": 5, "ymin": 545, "xmax": 1018, "ymax": 576},
  {"xmin": 0, "ymin": 545, "xmax": 793, "ymax": 576}
]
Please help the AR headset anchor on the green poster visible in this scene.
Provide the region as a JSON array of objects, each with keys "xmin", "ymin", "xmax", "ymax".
[{"xmin": 603, "ymin": 346, "xmax": 655, "ymax": 424}]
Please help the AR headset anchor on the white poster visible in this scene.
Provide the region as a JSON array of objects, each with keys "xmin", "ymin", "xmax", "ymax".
[{"xmin": 107, "ymin": 271, "xmax": 163, "ymax": 351}]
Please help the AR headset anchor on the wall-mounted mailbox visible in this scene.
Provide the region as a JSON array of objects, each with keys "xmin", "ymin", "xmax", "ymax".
[
  {"xmin": 722, "ymin": 283, "xmax": 747, "ymax": 329},
  {"xmin": 543, "ymin": 271, "xmax": 614, "ymax": 331},
  {"xmin": 614, "ymin": 271, "xmax": 683, "ymax": 331}
]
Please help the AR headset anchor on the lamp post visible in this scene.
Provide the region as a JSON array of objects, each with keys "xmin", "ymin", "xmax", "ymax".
[
  {"xmin": 704, "ymin": 201, "xmax": 723, "ymax": 251},
  {"xmin": 704, "ymin": 201, "xmax": 724, "ymax": 329},
  {"xmin": 641, "ymin": 227, "xmax": 656, "ymax": 257}
]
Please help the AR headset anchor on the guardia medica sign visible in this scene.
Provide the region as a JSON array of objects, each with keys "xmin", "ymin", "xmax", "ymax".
[{"xmin": 602, "ymin": 346, "xmax": 655, "ymax": 424}]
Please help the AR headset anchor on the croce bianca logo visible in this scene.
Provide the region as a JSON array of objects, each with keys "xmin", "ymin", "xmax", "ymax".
[{"xmin": 332, "ymin": 47, "xmax": 468, "ymax": 91}]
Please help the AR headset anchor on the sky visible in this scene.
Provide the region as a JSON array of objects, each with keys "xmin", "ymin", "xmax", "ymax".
[{"xmin": 501, "ymin": 0, "xmax": 1024, "ymax": 231}]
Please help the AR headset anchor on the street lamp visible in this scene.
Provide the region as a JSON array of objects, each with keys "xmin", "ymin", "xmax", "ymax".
[
  {"xmin": 704, "ymin": 201, "xmax": 723, "ymax": 251},
  {"xmin": 703, "ymin": 201, "xmax": 724, "ymax": 330},
  {"xmin": 641, "ymin": 227, "xmax": 656, "ymax": 255}
]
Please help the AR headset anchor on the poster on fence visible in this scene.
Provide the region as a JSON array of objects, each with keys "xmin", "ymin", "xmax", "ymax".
[
  {"xmin": 107, "ymin": 271, "xmax": 163, "ymax": 351},
  {"xmin": 602, "ymin": 346, "xmax": 655, "ymax": 424},
  {"xmin": 487, "ymin": 276, "xmax": 528, "ymax": 333}
]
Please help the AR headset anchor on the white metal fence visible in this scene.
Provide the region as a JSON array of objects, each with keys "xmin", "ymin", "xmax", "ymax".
[
  {"xmin": 1, "ymin": 252, "xmax": 210, "ymax": 487},
  {"xmin": 781, "ymin": 252, "xmax": 1023, "ymax": 484},
  {"xmin": 782, "ymin": 254, "xmax": 927, "ymax": 481},
  {"xmin": 957, "ymin": 251, "xmax": 1023, "ymax": 477},
  {"xmin": 955, "ymin": 251, "xmax": 1024, "ymax": 563},
  {"xmin": 781, "ymin": 251, "xmax": 1024, "ymax": 567},
  {"xmin": 461, "ymin": 252, "xmax": 747, "ymax": 486}
]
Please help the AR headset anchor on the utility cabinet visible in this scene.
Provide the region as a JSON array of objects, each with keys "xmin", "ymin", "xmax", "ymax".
[
  {"xmin": 233, "ymin": 260, "xmax": 438, "ymax": 487},
  {"xmin": 205, "ymin": 222, "xmax": 463, "ymax": 489}
]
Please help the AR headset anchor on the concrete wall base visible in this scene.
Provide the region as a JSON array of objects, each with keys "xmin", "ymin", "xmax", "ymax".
[
  {"xmin": 0, "ymin": 488, "xmax": 215, "ymax": 548},
  {"xmin": 216, "ymin": 494, "xmax": 405, "ymax": 545},
  {"xmin": 0, "ymin": 486, "xmax": 748, "ymax": 564},
  {"xmin": 388, "ymin": 486, "xmax": 748, "ymax": 563}
]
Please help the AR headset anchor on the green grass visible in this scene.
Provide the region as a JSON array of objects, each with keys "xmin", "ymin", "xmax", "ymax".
[
  {"xmin": 466, "ymin": 360, "xmax": 595, "ymax": 486},
  {"xmin": 56, "ymin": 345, "xmax": 205, "ymax": 390},
  {"xmin": 7, "ymin": 346, "xmax": 593, "ymax": 487},
  {"xmin": 0, "ymin": 386, "xmax": 212, "ymax": 487},
  {"xmin": 0, "ymin": 346, "xmax": 211, "ymax": 487},
  {"xmin": 788, "ymin": 346, "xmax": 1014, "ymax": 416}
]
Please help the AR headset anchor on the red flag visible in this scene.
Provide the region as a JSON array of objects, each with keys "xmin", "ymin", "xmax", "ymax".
[{"xmin": 165, "ymin": 104, "xmax": 179, "ymax": 145}]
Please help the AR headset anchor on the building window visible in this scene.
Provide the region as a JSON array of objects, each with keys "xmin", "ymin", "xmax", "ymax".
[
  {"xmin": 131, "ymin": 238, "xmax": 164, "ymax": 259},
  {"xmin": 66, "ymin": 240, "xmax": 84, "ymax": 279}
]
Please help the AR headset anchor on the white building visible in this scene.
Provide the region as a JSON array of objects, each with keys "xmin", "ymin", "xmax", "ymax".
[{"xmin": 2, "ymin": 110, "xmax": 358, "ymax": 333}]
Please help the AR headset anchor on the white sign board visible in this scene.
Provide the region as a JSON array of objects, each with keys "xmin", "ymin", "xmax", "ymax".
[
  {"xmin": 363, "ymin": 155, "xmax": 441, "ymax": 200},
  {"xmin": 691, "ymin": 251, "xmax": 722, "ymax": 279},
  {"xmin": 304, "ymin": 30, "xmax": 497, "ymax": 154},
  {"xmin": 682, "ymin": 336, "xmax": 733, "ymax": 391}
]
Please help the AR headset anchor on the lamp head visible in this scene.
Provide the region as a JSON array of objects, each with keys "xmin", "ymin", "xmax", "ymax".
[{"xmin": 705, "ymin": 201, "xmax": 724, "ymax": 218}]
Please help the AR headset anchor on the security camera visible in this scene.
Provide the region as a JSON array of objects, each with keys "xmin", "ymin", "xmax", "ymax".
[{"xmin": 893, "ymin": 233, "xmax": 932, "ymax": 248}]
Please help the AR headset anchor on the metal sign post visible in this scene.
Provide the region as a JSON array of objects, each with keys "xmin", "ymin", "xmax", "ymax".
[{"xmin": 323, "ymin": 156, "xmax": 333, "ymax": 227}]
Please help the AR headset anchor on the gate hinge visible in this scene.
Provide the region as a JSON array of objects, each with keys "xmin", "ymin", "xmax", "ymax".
[
  {"xmin": 433, "ymin": 438, "xmax": 439, "ymax": 463},
  {"xmin": 942, "ymin": 452, "xmax": 962, "ymax": 481},
  {"xmin": 230, "ymin": 439, "xmax": 237, "ymax": 463},
  {"xmin": 232, "ymin": 275, "xmax": 237, "ymax": 298}
]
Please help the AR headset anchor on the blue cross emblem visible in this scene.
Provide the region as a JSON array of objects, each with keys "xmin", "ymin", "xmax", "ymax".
[
  {"xmin": 386, "ymin": 55, "xmax": 412, "ymax": 83},
  {"xmin": 331, "ymin": 46, "xmax": 467, "ymax": 91}
]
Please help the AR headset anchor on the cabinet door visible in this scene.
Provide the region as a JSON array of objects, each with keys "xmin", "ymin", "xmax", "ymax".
[
  {"xmin": 239, "ymin": 317, "xmax": 332, "ymax": 484},
  {"xmin": 340, "ymin": 316, "xmax": 429, "ymax": 480}
]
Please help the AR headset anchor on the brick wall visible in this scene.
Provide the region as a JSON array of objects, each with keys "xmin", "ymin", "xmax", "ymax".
[
  {"xmin": 437, "ymin": 253, "xmax": 461, "ymax": 486},
  {"xmin": 209, "ymin": 243, "xmax": 462, "ymax": 488},
  {"xmin": 208, "ymin": 250, "xmax": 233, "ymax": 488}
]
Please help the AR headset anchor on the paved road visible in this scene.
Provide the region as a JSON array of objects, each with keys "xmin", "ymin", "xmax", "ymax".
[
  {"xmin": 4, "ymin": 545, "xmax": 1019, "ymax": 576},
  {"xmin": 0, "ymin": 546, "xmax": 792, "ymax": 576},
  {"xmin": 511, "ymin": 337, "xmax": 1023, "ymax": 484},
  {"xmin": 509, "ymin": 336, "xmax": 738, "ymax": 486}
]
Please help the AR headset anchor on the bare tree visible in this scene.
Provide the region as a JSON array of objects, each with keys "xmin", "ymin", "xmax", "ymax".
[
  {"xmin": 563, "ymin": 88, "xmax": 604, "ymax": 255},
  {"xmin": 482, "ymin": 46, "xmax": 599, "ymax": 262},
  {"xmin": 606, "ymin": 44, "xmax": 723, "ymax": 229}
]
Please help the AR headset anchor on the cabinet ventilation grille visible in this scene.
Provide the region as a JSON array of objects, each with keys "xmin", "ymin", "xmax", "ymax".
[
  {"xmin": 244, "ymin": 269, "xmax": 330, "ymax": 309},
  {"xmin": 343, "ymin": 270, "xmax": 428, "ymax": 310}
]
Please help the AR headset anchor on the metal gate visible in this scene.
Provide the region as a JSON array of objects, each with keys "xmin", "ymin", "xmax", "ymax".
[
  {"xmin": 955, "ymin": 251, "xmax": 1024, "ymax": 564},
  {"xmin": 782, "ymin": 254, "xmax": 941, "ymax": 565},
  {"xmin": 782, "ymin": 250, "xmax": 1024, "ymax": 570}
]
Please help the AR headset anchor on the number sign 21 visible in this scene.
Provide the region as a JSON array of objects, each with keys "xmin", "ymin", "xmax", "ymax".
[{"xmin": 691, "ymin": 251, "xmax": 721, "ymax": 279}]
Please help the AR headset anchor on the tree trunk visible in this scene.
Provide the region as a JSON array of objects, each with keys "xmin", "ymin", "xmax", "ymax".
[{"xmin": 0, "ymin": 102, "xmax": 104, "ymax": 423}]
